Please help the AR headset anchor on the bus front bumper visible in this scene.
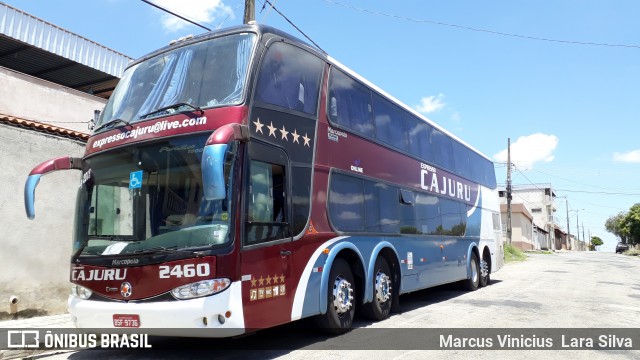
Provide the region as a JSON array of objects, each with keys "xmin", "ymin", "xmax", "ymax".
[{"xmin": 67, "ymin": 281, "xmax": 245, "ymax": 338}]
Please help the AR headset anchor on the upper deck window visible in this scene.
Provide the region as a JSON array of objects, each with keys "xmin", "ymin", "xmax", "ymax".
[
  {"xmin": 98, "ymin": 33, "xmax": 256, "ymax": 128},
  {"xmin": 328, "ymin": 69, "xmax": 374, "ymax": 137},
  {"xmin": 254, "ymin": 42, "xmax": 324, "ymax": 115},
  {"xmin": 326, "ymin": 65, "xmax": 497, "ymax": 190}
]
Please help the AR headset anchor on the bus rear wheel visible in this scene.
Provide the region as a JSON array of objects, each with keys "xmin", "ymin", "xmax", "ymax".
[
  {"xmin": 315, "ymin": 258, "xmax": 355, "ymax": 334},
  {"xmin": 362, "ymin": 257, "xmax": 393, "ymax": 321},
  {"xmin": 463, "ymin": 253, "xmax": 480, "ymax": 291},
  {"xmin": 479, "ymin": 255, "xmax": 490, "ymax": 287}
]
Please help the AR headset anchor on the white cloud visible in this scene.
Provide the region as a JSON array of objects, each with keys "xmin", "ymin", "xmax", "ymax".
[
  {"xmin": 613, "ymin": 149, "xmax": 640, "ymax": 163},
  {"xmin": 493, "ymin": 133, "xmax": 559, "ymax": 170},
  {"xmin": 451, "ymin": 112, "xmax": 461, "ymax": 123},
  {"xmin": 415, "ymin": 94, "xmax": 445, "ymax": 114},
  {"xmin": 155, "ymin": 0, "xmax": 233, "ymax": 32}
]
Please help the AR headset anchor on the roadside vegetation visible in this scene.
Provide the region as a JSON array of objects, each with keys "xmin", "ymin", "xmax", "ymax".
[
  {"xmin": 623, "ymin": 249, "xmax": 640, "ymax": 257},
  {"xmin": 504, "ymin": 244, "xmax": 527, "ymax": 263}
]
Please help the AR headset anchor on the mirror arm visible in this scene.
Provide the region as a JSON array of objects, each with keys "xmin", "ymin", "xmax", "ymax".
[
  {"xmin": 25, "ymin": 156, "xmax": 83, "ymax": 219},
  {"xmin": 205, "ymin": 123, "xmax": 250, "ymax": 146}
]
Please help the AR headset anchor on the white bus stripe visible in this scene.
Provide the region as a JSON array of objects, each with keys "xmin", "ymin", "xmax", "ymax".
[{"xmin": 291, "ymin": 236, "xmax": 347, "ymax": 321}]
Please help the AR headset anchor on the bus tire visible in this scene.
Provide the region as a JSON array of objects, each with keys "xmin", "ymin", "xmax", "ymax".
[
  {"xmin": 315, "ymin": 258, "xmax": 355, "ymax": 334},
  {"xmin": 479, "ymin": 254, "xmax": 490, "ymax": 287},
  {"xmin": 463, "ymin": 253, "xmax": 480, "ymax": 291},
  {"xmin": 362, "ymin": 257, "xmax": 393, "ymax": 321}
]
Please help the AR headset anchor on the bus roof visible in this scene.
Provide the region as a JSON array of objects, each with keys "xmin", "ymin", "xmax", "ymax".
[{"xmin": 127, "ymin": 24, "xmax": 493, "ymax": 163}]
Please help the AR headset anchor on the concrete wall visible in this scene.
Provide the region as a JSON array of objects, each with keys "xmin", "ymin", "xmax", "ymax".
[
  {"xmin": 0, "ymin": 67, "xmax": 106, "ymax": 134},
  {"xmin": 0, "ymin": 124, "xmax": 85, "ymax": 316}
]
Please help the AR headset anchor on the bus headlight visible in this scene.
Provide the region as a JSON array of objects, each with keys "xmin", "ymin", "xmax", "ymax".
[
  {"xmin": 171, "ymin": 278, "xmax": 231, "ymax": 300},
  {"xmin": 70, "ymin": 284, "xmax": 93, "ymax": 300}
]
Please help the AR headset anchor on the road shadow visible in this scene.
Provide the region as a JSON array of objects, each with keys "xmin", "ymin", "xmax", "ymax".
[{"xmin": 63, "ymin": 281, "xmax": 503, "ymax": 359}]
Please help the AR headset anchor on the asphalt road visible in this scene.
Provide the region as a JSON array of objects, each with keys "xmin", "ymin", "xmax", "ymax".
[{"xmin": 8, "ymin": 251, "xmax": 640, "ymax": 359}]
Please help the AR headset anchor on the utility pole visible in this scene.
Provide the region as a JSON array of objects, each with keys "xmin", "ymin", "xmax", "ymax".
[
  {"xmin": 506, "ymin": 138, "xmax": 512, "ymax": 246},
  {"xmin": 565, "ymin": 198, "xmax": 570, "ymax": 250},
  {"xmin": 244, "ymin": 0, "xmax": 255, "ymax": 24},
  {"xmin": 582, "ymin": 222, "xmax": 586, "ymax": 245},
  {"xmin": 576, "ymin": 211, "xmax": 580, "ymax": 247}
]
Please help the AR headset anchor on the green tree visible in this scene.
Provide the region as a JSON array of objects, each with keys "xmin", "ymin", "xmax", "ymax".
[
  {"xmin": 589, "ymin": 236, "xmax": 603, "ymax": 251},
  {"xmin": 620, "ymin": 203, "xmax": 640, "ymax": 245},
  {"xmin": 605, "ymin": 212, "xmax": 628, "ymax": 243}
]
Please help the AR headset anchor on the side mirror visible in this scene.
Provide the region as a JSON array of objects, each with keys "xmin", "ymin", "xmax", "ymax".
[
  {"xmin": 201, "ymin": 144, "xmax": 228, "ymax": 201},
  {"xmin": 25, "ymin": 157, "xmax": 83, "ymax": 219},
  {"xmin": 201, "ymin": 123, "xmax": 249, "ymax": 201}
]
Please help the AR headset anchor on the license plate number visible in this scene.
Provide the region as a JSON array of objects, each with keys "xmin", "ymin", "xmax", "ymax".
[{"xmin": 113, "ymin": 314, "xmax": 140, "ymax": 328}]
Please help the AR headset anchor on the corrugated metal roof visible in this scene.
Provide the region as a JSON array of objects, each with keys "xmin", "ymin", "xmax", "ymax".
[
  {"xmin": 0, "ymin": 3, "xmax": 133, "ymax": 98},
  {"xmin": 0, "ymin": 3, "xmax": 132, "ymax": 78},
  {"xmin": 0, "ymin": 113, "xmax": 89, "ymax": 142}
]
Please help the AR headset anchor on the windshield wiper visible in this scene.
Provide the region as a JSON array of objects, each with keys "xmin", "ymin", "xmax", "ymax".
[
  {"xmin": 94, "ymin": 118, "xmax": 132, "ymax": 132},
  {"xmin": 131, "ymin": 246, "xmax": 205, "ymax": 257},
  {"xmin": 139, "ymin": 102, "xmax": 204, "ymax": 120}
]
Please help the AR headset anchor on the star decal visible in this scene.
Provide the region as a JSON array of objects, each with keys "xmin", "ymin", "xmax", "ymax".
[
  {"xmin": 267, "ymin": 122, "xmax": 277, "ymax": 137},
  {"xmin": 251, "ymin": 118, "xmax": 312, "ymax": 148},
  {"xmin": 251, "ymin": 277, "xmax": 257, "ymax": 287},
  {"xmin": 279, "ymin": 274, "xmax": 285, "ymax": 283},
  {"xmin": 253, "ymin": 118, "xmax": 264, "ymax": 134},
  {"xmin": 291, "ymin": 129, "xmax": 300, "ymax": 144},
  {"xmin": 266, "ymin": 275, "xmax": 272, "ymax": 285},
  {"xmin": 258, "ymin": 276, "xmax": 265, "ymax": 286},
  {"xmin": 279, "ymin": 125, "xmax": 289, "ymax": 141}
]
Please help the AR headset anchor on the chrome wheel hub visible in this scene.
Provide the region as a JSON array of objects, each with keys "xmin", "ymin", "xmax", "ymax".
[
  {"xmin": 480, "ymin": 260, "xmax": 489, "ymax": 278},
  {"xmin": 332, "ymin": 276, "xmax": 354, "ymax": 315},
  {"xmin": 375, "ymin": 270, "xmax": 391, "ymax": 303}
]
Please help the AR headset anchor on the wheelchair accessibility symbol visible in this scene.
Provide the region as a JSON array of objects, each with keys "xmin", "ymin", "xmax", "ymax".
[{"xmin": 129, "ymin": 170, "xmax": 143, "ymax": 189}]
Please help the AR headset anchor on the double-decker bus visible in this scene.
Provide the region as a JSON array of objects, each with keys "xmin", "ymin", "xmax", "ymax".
[{"xmin": 24, "ymin": 24, "xmax": 502, "ymax": 336}]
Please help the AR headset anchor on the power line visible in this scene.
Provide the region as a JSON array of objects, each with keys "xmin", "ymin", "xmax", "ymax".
[
  {"xmin": 555, "ymin": 189, "xmax": 640, "ymax": 196},
  {"xmin": 215, "ymin": 1, "xmax": 245, "ymax": 29},
  {"xmin": 260, "ymin": 0, "xmax": 279, "ymax": 22},
  {"xmin": 532, "ymin": 168, "xmax": 640, "ymax": 193},
  {"xmin": 261, "ymin": 0, "xmax": 325, "ymax": 52},
  {"xmin": 322, "ymin": 0, "xmax": 640, "ymax": 49},
  {"xmin": 141, "ymin": 0, "xmax": 211, "ymax": 31}
]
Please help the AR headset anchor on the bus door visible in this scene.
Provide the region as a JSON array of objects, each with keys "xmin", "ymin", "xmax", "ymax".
[{"xmin": 241, "ymin": 141, "xmax": 294, "ymax": 329}]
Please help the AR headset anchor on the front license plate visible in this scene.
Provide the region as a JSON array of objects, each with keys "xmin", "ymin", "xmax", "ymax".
[{"xmin": 113, "ymin": 314, "xmax": 140, "ymax": 328}]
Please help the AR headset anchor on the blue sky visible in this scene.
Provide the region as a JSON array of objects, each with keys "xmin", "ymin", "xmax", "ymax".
[{"xmin": 7, "ymin": 0, "xmax": 640, "ymax": 251}]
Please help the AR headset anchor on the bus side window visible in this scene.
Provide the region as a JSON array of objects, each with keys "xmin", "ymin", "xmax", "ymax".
[
  {"xmin": 246, "ymin": 160, "xmax": 288, "ymax": 244},
  {"xmin": 328, "ymin": 69, "xmax": 374, "ymax": 137},
  {"xmin": 415, "ymin": 193, "xmax": 441, "ymax": 235},
  {"xmin": 255, "ymin": 42, "xmax": 323, "ymax": 114}
]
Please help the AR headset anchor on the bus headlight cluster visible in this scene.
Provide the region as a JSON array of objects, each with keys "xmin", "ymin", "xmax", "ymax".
[
  {"xmin": 70, "ymin": 284, "xmax": 92, "ymax": 300},
  {"xmin": 171, "ymin": 278, "xmax": 231, "ymax": 300}
]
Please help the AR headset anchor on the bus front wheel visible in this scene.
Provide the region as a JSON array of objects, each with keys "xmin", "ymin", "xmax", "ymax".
[{"xmin": 315, "ymin": 258, "xmax": 355, "ymax": 334}]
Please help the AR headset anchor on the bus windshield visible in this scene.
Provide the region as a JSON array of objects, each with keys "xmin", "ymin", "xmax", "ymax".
[
  {"xmin": 73, "ymin": 134, "xmax": 235, "ymax": 257},
  {"xmin": 97, "ymin": 32, "xmax": 256, "ymax": 127}
]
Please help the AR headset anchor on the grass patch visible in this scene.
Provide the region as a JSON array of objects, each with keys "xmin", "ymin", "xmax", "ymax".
[
  {"xmin": 624, "ymin": 249, "xmax": 640, "ymax": 256},
  {"xmin": 505, "ymin": 244, "xmax": 527, "ymax": 263}
]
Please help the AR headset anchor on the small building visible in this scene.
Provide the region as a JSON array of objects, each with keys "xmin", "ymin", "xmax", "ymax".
[
  {"xmin": 0, "ymin": 3, "xmax": 131, "ymax": 315},
  {"xmin": 499, "ymin": 184, "xmax": 558, "ymax": 251}
]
